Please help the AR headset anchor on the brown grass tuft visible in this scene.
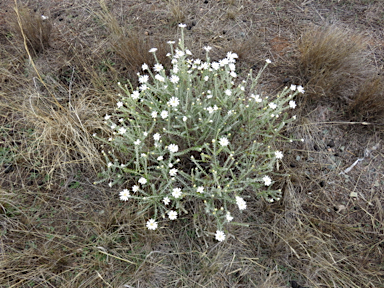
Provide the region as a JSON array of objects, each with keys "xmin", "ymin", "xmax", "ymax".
[
  {"xmin": 346, "ymin": 75, "xmax": 384, "ymax": 123},
  {"xmin": 297, "ymin": 25, "xmax": 370, "ymax": 101},
  {"xmin": 98, "ymin": 2, "xmax": 170, "ymax": 81},
  {"xmin": 18, "ymin": 91, "xmax": 112, "ymax": 180},
  {"xmin": 168, "ymin": 0, "xmax": 186, "ymax": 26},
  {"xmin": 9, "ymin": 5, "xmax": 52, "ymax": 55}
]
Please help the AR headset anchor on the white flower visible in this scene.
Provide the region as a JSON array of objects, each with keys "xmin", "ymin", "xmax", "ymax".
[
  {"xmin": 227, "ymin": 51, "xmax": 238, "ymax": 62},
  {"xmin": 203, "ymin": 46, "xmax": 212, "ymax": 52},
  {"xmin": 149, "ymin": 48, "xmax": 157, "ymax": 53},
  {"xmin": 219, "ymin": 58, "xmax": 229, "ymax": 66},
  {"xmin": 119, "ymin": 189, "xmax": 130, "ymax": 201},
  {"xmin": 266, "ymin": 59, "xmax": 272, "ymax": 64},
  {"xmin": 172, "ymin": 187, "xmax": 182, "ymax": 198},
  {"xmin": 108, "ymin": 182, "xmax": 113, "ymax": 187},
  {"xmin": 134, "ymin": 139, "xmax": 141, "ymax": 146},
  {"xmin": 178, "ymin": 23, "xmax": 187, "ymax": 28},
  {"xmin": 110, "ymin": 123, "xmax": 116, "ymax": 129},
  {"xmin": 170, "ymin": 75, "xmax": 180, "ymax": 84},
  {"xmin": 168, "ymin": 144, "xmax": 179, "ymax": 153},
  {"xmin": 174, "ymin": 49, "xmax": 185, "ymax": 58},
  {"xmin": 215, "ymin": 230, "xmax": 226, "ymax": 242},
  {"xmin": 163, "ymin": 196, "xmax": 170, "ymax": 205},
  {"xmin": 275, "ymin": 151, "xmax": 283, "ymax": 159},
  {"xmin": 289, "ymin": 100, "xmax": 296, "ymax": 109},
  {"xmin": 157, "ymin": 156, "xmax": 164, "ymax": 161},
  {"xmin": 169, "ymin": 168, "xmax": 178, "ymax": 177},
  {"xmin": 153, "ymin": 133, "xmax": 161, "ymax": 141},
  {"xmin": 153, "ymin": 63, "xmax": 163, "ymax": 72},
  {"xmin": 143, "ymin": 132, "xmax": 148, "ymax": 137},
  {"xmin": 263, "ymin": 175, "xmax": 272, "ymax": 186},
  {"xmin": 211, "ymin": 62, "xmax": 220, "ymax": 70},
  {"xmin": 168, "ymin": 97, "xmax": 180, "ymax": 108},
  {"xmin": 155, "ymin": 74, "xmax": 165, "ymax": 82},
  {"xmin": 146, "ymin": 219, "xmax": 158, "ymax": 230},
  {"xmin": 117, "ymin": 101, "xmax": 123, "ymax": 108},
  {"xmin": 182, "ymin": 116, "xmax": 187, "ymax": 122},
  {"xmin": 219, "ymin": 137, "xmax": 230, "ymax": 147},
  {"xmin": 250, "ymin": 94, "xmax": 262, "ymax": 102},
  {"xmin": 229, "ymin": 63, "xmax": 236, "ymax": 71},
  {"xmin": 139, "ymin": 75, "xmax": 149, "ymax": 84},
  {"xmin": 207, "ymin": 106, "xmax": 215, "ymax": 114},
  {"xmin": 186, "ymin": 49, "xmax": 192, "ymax": 55},
  {"xmin": 104, "ymin": 114, "xmax": 111, "ymax": 120},
  {"xmin": 161, "ymin": 110, "xmax": 168, "ymax": 119},
  {"xmin": 226, "ymin": 212, "xmax": 234, "ymax": 222},
  {"xmin": 139, "ymin": 84, "xmax": 147, "ymax": 91},
  {"xmin": 230, "ymin": 71, "xmax": 237, "ymax": 78},
  {"xmin": 297, "ymin": 85, "xmax": 305, "ymax": 93},
  {"xmin": 151, "ymin": 111, "xmax": 158, "ymax": 118},
  {"xmin": 200, "ymin": 62, "xmax": 209, "ymax": 70},
  {"xmin": 269, "ymin": 102, "xmax": 277, "ymax": 109},
  {"xmin": 107, "ymin": 162, "xmax": 113, "ymax": 167},
  {"xmin": 290, "ymin": 84, "xmax": 296, "ymax": 91},
  {"xmin": 168, "ymin": 210, "xmax": 178, "ymax": 220},
  {"xmin": 204, "ymin": 76, "xmax": 209, "ymax": 81},
  {"xmin": 132, "ymin": 185, "xmax": 139, "ymax": 192},
  {"xmin": 236, "ymin": 196, "xmax": 247, "ymax": 210},
  {"xmin": 172, "ymin": 66, "xmax": 179, "ymax": 74},
  {"xmin": 197, "ymin": 186, "xmax": 204, "ymax": 193},
  {"xmin": 225, "ymin": 89, "xmax": 232, "ymax": 96},
  {"xmin": 138, "ymin": 177, "xmax": 147, "ymax": 185},
  {"xmin": 142, "ymin": 63, "xmax": 149, "ymax": 71},
  {"xmin": 131, "ymin": 90, "xmax": 140, "ymax": 99},
  {"xmin": 227, "ymin": 110, "xmax": 233, "ymax": 115},
  {"xmin": 118, "ymin": 127, "xmax": 127, "ymax": 134}
]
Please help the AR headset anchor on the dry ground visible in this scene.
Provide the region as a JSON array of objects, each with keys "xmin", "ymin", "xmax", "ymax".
[{"xmin": 1, "ymin": 0, "xmax": 384, "ymax": 287}]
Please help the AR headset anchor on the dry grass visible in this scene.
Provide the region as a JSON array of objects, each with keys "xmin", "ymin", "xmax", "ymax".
[
  {"xmin": 168, "ymin": 0, "xmax": 186, "ymax": 26},
  {"xmin": 347, "ymin": 75, "xmax": 384, "ymax": 124},
  {"xmin": 1, "ymin": 0, "xmax": 384, "ymax": 287},
  {"xmin": 8, "ymin": 5, "xmax": 52, "ymax": 55},
  {"xmin": 97, "ymin": 2, "xmax": 170, "ymax": 81},
  {"xmin": 296, "ymin": 25, "xmax": 371, "ymax": 102}
]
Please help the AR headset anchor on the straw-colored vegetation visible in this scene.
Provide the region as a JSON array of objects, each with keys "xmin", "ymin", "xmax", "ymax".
[{"xmin": 1, "ymin": 0, "xmax": 384, "ymax": 287}]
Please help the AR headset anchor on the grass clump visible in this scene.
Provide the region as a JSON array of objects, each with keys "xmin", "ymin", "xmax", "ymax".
[
  {"xmin": 96, "ymin": 25, "xmax": 303, "ymax": 242},
  {"xmin": 9, "ymin": 5, "xmax": 52, "ymax": 54},
  {"xmin": 297, "ymin": 25, "xmax": 369, "ymax": 101},
  {"xmin": 98, "ymin": 3, "xmax": 169, "ymax": 81},
  {"xmin": 168, "ymin": 0, "xmax": 186, "ymax": 25},
  {"xmin": 347, "ymin": 75, "xmax": 384, "ymax": 123}
]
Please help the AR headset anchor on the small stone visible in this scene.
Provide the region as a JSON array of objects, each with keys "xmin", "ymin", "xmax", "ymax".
[{"xmin": 350, "ymin": 192, "xmax": 358, "ymax": 198}]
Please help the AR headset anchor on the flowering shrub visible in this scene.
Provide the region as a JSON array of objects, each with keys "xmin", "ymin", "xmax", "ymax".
[{"xmin": 96, "ymin": 24, "xmax": 304, "ymax": 242}]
